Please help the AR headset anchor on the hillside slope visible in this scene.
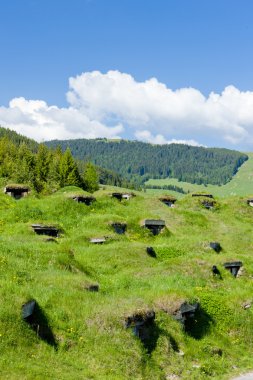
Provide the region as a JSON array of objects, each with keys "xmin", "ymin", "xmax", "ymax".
[
  {"xmin": 45, "ymin": 138, "xmax": 248, "ymax": 186},
  {"xmin": 1, "ymin": 186, "xmax": 253, "ymax": 379},
  {"xmin": 146, "ymin": 152, "xmax": 253, "ymax": 197},
  {"xmin": 0, "ymin": 125, "xmax": 38, "ymax": 152}
]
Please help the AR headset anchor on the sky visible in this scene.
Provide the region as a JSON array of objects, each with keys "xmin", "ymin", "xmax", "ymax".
[{"xmin": 1, "ymin": 0, "xmax": 253, "ymax": 150}]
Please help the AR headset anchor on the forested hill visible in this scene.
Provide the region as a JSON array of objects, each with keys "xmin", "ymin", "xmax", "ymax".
[
  {"xmin": 45, "ymin": 139, "xmax": 248, "ymax": 185},
  {"xmin": 0, "ymin": 126, "xmax": 136, "ymax": 190},
  {"xmin": 0, "ymin": 125, "xmax": 38, "ymax": 152}
]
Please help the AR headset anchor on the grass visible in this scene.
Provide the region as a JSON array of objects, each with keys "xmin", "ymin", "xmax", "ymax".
[
  {"xmin": 145, "ymin": 152, "xmax": 253, "ymax": 198},
  {"xmin": 1, "ymin": 185, "xmax": 253, "ymax": 379}
]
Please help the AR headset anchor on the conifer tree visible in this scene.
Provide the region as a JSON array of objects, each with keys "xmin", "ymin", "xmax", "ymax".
[
  {"xmin": 36, "ymin": 144, "xmax": 50, "ymax": 183},
  {"xmin": 83, "ymin": 162, "xmax": 99, "ymax": 193},
  {"xmin": 59, "ymin": 148, "xmax": 82, "ymax": 187},
  {"xmin": 16, "ymin": 143, "xmax": 36, "ymax": 185},
  {"xmin": 0, "ymin": 137, "xmax": 17, "ymax": 178},
  {"xmin": 47, "ymin": 146, "xmax": 63, "ymax": 186}
]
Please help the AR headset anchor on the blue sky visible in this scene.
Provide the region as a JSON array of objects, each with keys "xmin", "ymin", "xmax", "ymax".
[{"xmin": 1, "ymin": 0, "xmax": 253, "ymax": 149}]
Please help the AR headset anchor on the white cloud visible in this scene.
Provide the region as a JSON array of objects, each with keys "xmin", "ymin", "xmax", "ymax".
[
  {"xmin": 67, "ymin": 71, "xmax": 253, "ymax": 148},
  {"xmin": 0, "ymin": 96, "xmax": 123, "ymax": 141},
  {"xmin": 1, "ymin": 70, "xmax": 253, "ymax": 149},
  {"xmin": 134, "ymin": 130, "xmax": 203, "ymax": 147}
]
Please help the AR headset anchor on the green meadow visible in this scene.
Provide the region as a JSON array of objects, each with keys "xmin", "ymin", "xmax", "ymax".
[
  {"xmin": 146, "ymin": 152, "xmax": 253, "ymax": 198},
  {"xmin": 1, "ymin": 185, "xmax": 253, "ymax": 379}
]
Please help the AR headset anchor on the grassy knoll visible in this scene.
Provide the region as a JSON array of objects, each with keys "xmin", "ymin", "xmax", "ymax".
[
  {"xmin": 146, "ymin": 152, "xmax": 253, "ymax": 198},
  {"xmin": 1, "ymin": 186, "xmax": 253, "ymax": 379}
]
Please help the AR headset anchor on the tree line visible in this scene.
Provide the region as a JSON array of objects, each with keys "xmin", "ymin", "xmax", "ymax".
[
  {"xmin": 145, "ymin": 184, "xmax": 187, "ymax": 194},
  {"xmin": 0, "ymin": 137, "xmax": 99, "ymax": 193},
  {"xmin": 45, "ymin": 138, "xmax": 248, "ymax": 186},
  {"xmin": 0, "ymin": 126, "xmax": 137, "ymax": 193}
]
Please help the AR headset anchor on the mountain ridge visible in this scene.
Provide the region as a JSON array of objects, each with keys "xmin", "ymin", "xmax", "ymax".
[{"xmin": 45, "ymin": 138, "xmax": 248, "ymax": 186}]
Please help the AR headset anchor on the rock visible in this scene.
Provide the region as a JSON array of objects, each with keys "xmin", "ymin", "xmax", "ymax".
[
  {"xmin": 211, "ymin": 347, "xmax": 223, "ymax": 356},
  {"xmin": 111, "ymin": 222, "xmax": 127, "ymax": 234},
  {"xmin": 89, "ymin": 238, "xmax": 106, "ymax": 244},
  {"xmin": 84, "ymin": 284, "xmax": 99, "ymax": 292},
  {"xmin": 242, "ymin": 302, "xmax": 252, "ymax": 309},
  {"xmin": 146, "ymin": 247, "xmax": 156, "ymax": 258},
  {"xmin": 209, "ymin": 242, "xmax": 222, "ymax": 253}
]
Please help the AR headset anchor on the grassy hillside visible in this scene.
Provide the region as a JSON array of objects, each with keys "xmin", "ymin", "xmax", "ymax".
[
  {"xmin": 1, "ymin": 186, "xmax": 253, "ymax": 379},
  {"xmin": 146, "ymin": 152, "xmax": 253, "ymax": 198}
]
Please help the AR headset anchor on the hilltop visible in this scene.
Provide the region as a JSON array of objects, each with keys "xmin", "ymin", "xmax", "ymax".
[{"xmin": 1, "ymin": 186, "xmax": 253, "ymax": 379}]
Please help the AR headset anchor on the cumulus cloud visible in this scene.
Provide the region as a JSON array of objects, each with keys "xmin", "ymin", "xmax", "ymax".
[
  {"xmin": 67, "ymin": 71, "xmax": 253, "ymax": 148},
  {"xmin": 134, "ymin": 130, "xmax": 203, "ymax": 147},
  {"xmin": 1, "ymin": 70, "xmax": 253, "ymax": 149},
  {"xmin": 0, "ymin": 96, "xmax": 123, "ymax": 141}
]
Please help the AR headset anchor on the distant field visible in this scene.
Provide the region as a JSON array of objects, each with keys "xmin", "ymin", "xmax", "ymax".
[{"xmin": 146, "ymin": 152, "xmax": 253, "ymax": 198}]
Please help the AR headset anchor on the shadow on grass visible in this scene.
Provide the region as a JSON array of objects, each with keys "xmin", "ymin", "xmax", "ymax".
[
  {"xmin": 136, "ymin": 322, "xmax": 179, "ymax": 354},
  {"xmin": 24, "ymin": 303, "xmax": 57, "ymax": 349},
  {"xmin": 184, "ymin": 306, "xmax": 214, "ymax": 340},
  {"xmin": 168, "ymin": 333, "xmax": 179, "ymax": 352},
  {"xmin": 138, "ymin": 320, "xmax": 159, "ymax": 354}
]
